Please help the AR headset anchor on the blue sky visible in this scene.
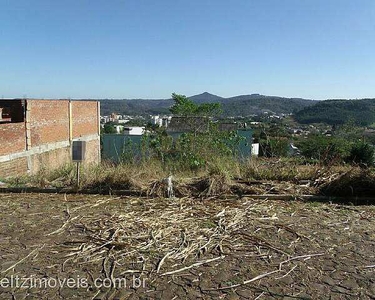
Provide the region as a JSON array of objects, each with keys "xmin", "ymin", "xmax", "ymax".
[{"xmin": 1, "ymin": 0, "xmax": 374, "ymax": 99}]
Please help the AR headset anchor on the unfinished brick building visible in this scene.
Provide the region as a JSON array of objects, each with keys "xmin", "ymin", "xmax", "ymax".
[{"xmin": 0, "ymin": 99, "xmax": 100, "ymax": 178}]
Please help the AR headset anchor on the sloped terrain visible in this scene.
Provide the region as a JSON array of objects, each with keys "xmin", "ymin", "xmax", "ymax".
[
  {"xmin": 99, "ymin": 92, "xmax": 316, "ymax": 116},
  {"xmin": 295, "ymin": 98, "xmax": 375, "ymax": 126},
  {"xmin": 1, "ymin": 193, "xmax": 375, "ymax": 299}
]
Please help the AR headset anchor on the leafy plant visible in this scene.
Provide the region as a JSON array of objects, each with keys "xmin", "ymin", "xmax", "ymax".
[
  {"xmin": 103, "ymin": 122, "xmax": 117, "ymax": 134},
  {"xmin": 259, "ymin": 137, "xmax": 289, "ymax": 157},
  {"xmin": 346, "ymin": 141, "xmax": 374, "ymax": 166},
  {"xmin": 296, "ymin": 135, "xmax": 351, "ymax": 165},
  {"xmin": 169, "ymin": 93, "xmax": 222, "ymax": 117}
]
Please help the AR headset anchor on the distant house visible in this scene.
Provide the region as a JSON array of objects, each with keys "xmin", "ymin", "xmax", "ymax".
[
  {"xmin": 114, "ymin": 125, "xmax": 124, "ymax": 134},
  {"xmin": 218, "ymin": 122, "xmax": 238, "ymax": 132},
  {"xmin": 151, "ymin": 115, "xmax": 172, "ymax": 127},
  {"xmin": 123, "ymin": 126, "xmax": 145, "ymax": 135},
  {"xmin": 166, "ymin": 116, "xmax": 210, "ymax": 135},
  {"xmin": 251, "ymin": 143, "xmax": 260, "ymax": 156},
  {"xmin": 323, "ymin": 130, "xmax": 332, "ymax": 137},
  {"xmin": 100, "ymin": 115, "xmax": 110, "ymax": 123},
  {"xmin": 289, "ymin": 143, "xmax": 300, "ymax": 156},
  {"xmin": 250, "ymin": 121, "xmax": 261, "ymax": 125}
]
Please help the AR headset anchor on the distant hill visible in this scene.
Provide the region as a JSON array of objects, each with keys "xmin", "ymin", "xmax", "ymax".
[
  {"xmin": 221, "ymin": 95, "xmax": 315, "ymax": 116},
  {"xmin": 295, "ymin": 99, "xmax": 375, "ymax": 126},
  {"xmin": 100, "ymin": 99, "xmax": 173, "ymax": 116},
  {"xmin": 99, "ymin": 92, "xmax": 316, "ymax": 116},
  {"xmin": 189, "ymin": 92, "xmax": 224, "ymax": 103}
]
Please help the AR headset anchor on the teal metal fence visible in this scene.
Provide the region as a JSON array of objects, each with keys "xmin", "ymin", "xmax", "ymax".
[
  {"xmin": 102, "ymin": 134, "xmax": 144, "ymax": 162},
  {"xmin": 237, "ymin": 129, "xmax": 253, "ymax": 159},
  {"xmin": 101, "ymin": 129, "xmax": 253, "ymax": 163}
]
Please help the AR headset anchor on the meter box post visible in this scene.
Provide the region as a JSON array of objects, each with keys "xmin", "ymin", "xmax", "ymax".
[{"xmin": 72, "ymin": 140, "xmax": 86, "ymax": 162}]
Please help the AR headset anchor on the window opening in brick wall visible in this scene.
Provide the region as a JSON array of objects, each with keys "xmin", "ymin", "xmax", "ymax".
[{"xmin": 0, "ymin": 100, "xmax": 25, "ymax": 124}]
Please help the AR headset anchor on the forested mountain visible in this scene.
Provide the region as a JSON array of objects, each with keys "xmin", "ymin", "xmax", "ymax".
[
  {"xmin": 295, "ymin": 99, "xmax": 375, "ymax": 126},
  {"xmin": 221, "ymin": 96, "xmax": 315, "ymax": 116},
  {"xmin": 100, "ymin": 99, "xmax": 173, "ymax": 115},
  {"xmin": 99, "ymin": 92, "xmax": 316, "ymax": 116},
  {"xmin": 189, "ymin": 92, "xmax": 224, "ymax": 103}
]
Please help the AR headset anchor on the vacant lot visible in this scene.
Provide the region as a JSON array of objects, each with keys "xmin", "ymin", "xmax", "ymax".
[{"xmin": 0, "ymin": 193, "xmax": 375, "ymax": 299}]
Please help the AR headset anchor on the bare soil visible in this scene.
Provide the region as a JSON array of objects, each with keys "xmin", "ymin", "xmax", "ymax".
[{"xmin": 0, "ymin": 193, "xmax": 375, "ymax": 299}]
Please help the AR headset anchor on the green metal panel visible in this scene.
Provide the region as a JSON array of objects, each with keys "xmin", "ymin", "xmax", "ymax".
[
  {"xmin": 102, "ymin": 134, "xmax": 144, "ymax": 162},
  {"xmin": 237, "ymin": 129, "xmax": 253, "ymax": 159},
  {"xmin": 101, "ymin": 129, "xmax": 253, "ymax": 163}
]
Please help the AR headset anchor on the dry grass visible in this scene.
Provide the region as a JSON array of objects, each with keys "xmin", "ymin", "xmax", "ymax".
[
  {"xmin": 241, "ymin": 158, "xmax": 352, "ymax": 182},
  {"xmin": 4, "ymin": 158, "xmax": 375, "ymax": 201}
]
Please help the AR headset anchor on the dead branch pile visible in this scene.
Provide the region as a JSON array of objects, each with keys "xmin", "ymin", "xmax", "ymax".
[
  {"xmin": 148, "ymin": 175, "xmax": 266, "ymax": 198},
  {"xmin": 147, "ymin": 177, "xmax": 190, "ymax": 198},
  {"xmin": 318, "ymin": 168, "xmax": 375, "ymax": 197},
  {"xmin": 59, "ymin": 197, "xmax": 325, "ymax": 284},
  {"xmin": 64, "ymin": 198, "xmax": 245, "ymax": 275},
  {"xmin": 145, "ymin": 175, "xmax": 315, "ymax": 199},
  {"xmin": 190, "ymin": 174, "xmax": 232, "ymax": 197}
]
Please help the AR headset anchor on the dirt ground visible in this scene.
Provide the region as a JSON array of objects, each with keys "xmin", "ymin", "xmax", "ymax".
[{"xmin": 0, "ymin": 193, "xmax": 375, "ymax": 300}]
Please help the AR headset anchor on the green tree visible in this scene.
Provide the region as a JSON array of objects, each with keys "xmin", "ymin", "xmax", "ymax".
[
  {"xmin": 335, "ymin": 118, "xmax": 363, "ymax": 141},
  {"xmin": 259, "ymin": 137, "xmax": 289, "ymax": 157},
  {"xmin": 296, "ymin": 135, "xmax": 350, "ymax": 165},
  {"xmin": 346, "ymin": 141, "xmax": 374, "ymax": 166},
  {"xmin": 169, "ymin": 93, "xmax": 222, "ymax": 117},
  {"xmin": 103, "ymin": 123, "xmax": 116, "ymax": 134},
  {"xmin": 169, "ymin": 93, "xmax": 197, "ymax": 116}
]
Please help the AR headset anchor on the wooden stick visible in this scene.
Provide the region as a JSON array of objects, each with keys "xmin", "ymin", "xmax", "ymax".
[
  {"xmin": 157, "ymin": 250, "xmax": 175, "ymax": 273},
  {"xmin": 161, "ymin": 256, "xmax": 225, "ymax": 276},
  {"xmin": 47, "ymin": 216, "xmax": 79, "ymax": 236},
  {"xmin": 279, "ymin": 253, "xmax": 325, "ymax": 270},
  {"xmin": 364, "ymin": 264, "xmax": 375, "ymax": 269},
  {"xmin": 208, "ymin": 269, "xmax": 280, "ymax": 290},
  {"xmin": 1, "ymin": 244, "xmax": 45, "ymax": 274},
  {"xmin": 204, "ymin": 252, "xmax": 325, "ymax": 291}
]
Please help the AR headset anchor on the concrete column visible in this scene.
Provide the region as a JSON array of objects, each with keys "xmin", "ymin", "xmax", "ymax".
[
  {"xmin": 69, "ymin": 100, "xmax": 73, "ymax": 144},
  {"xmin": 25, "ymin": 102, "xmax": 31, "ymax": 150},
  {"xmin": 97, "ymin": 101, "xmax": 101, "ymax": 163},
  {"xmin": 97, "ymin": 101, "xmax": 100, "ymax": 135}
]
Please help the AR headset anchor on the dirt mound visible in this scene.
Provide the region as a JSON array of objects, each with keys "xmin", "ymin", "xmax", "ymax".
[
  {"xmin": 84, "ymin": 172, "xmax": 139, "ymax": 193},
  {"xmin": 319, "ymin": 169, "xmax": 375, "ymax": 197}
]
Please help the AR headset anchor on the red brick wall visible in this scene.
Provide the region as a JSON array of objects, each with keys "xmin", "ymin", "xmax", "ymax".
[
  {"xmin": 0, "ymin": 157, "xmax": 28, "ymax": 178},
  {"xmin": 0, "ymin": 139, "xmax": 99, "ymax": 178},
  {"xmin": 82, "ymin": 138, "xmax": 100, "ymax": 166},
  {"xmin": 0, "ymin": 100, "xmax": 100, "ymax": 177},
  {"xmin": 72, "ymin": 101, "xmax": 99, "ymax": 138},
  {"xmin": 28, "ymin": 100, "xmax": 70, "ymax": 146},
  {"xmin": 25, "ymin": 139, "xmax": 99, "ymax": 176},
  {"xmin": 1, "ymin": 100, "xmax": 98, "ymax": 149},
  {"xmin": 0, "ymin": 122, "xmax": 25, "ymax": 156},
  {"xmin": 29, "ymin": 146, "xmax": 71, "ymax": 173}
]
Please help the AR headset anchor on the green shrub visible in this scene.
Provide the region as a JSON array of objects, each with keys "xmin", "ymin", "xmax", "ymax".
[
  {"xmin": 140, "ymin": 125, "xmax": 245, "ymax": 172},
  {"xmin": 103, "ymin": 123, "xmax": 117, "ymax": 134},
  {"xmin": 346, "ymin": 141, "xmax": 374, "ymax": 166},
  {"xmin": 259, "ymin": 137, "xmax": 289, "ymax": 157},
  {"xmin": 296, "ymin": 135, "xmax": 350, "ymax": 165}
]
